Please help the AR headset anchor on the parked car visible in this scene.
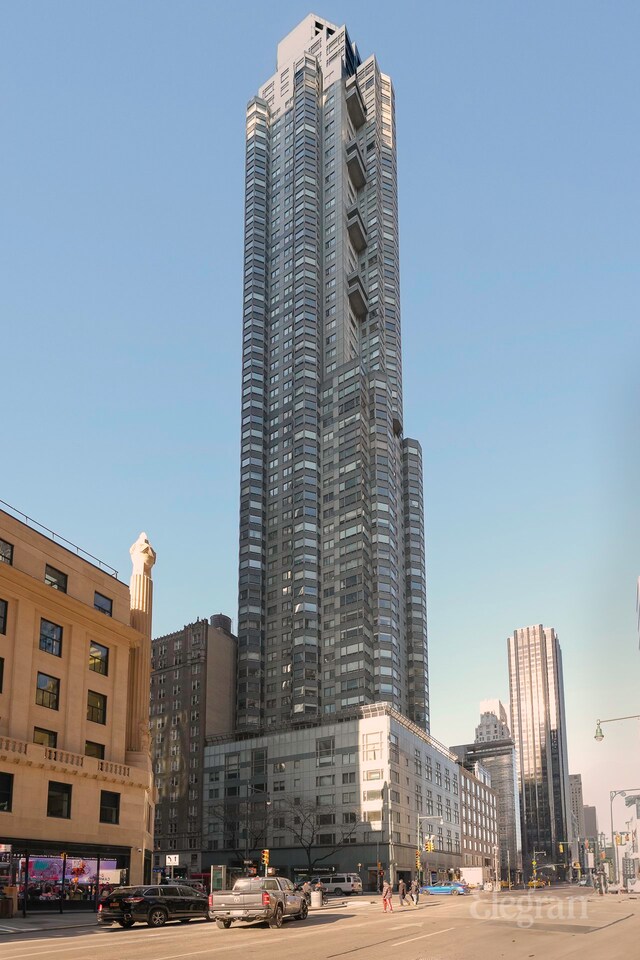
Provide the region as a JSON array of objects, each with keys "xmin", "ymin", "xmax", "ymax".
[
  {"xmin": 308, "ymin": 874, "xmax": 363, "ymax": 896},
  {"xmin": 419, "ymin": 881, "xmax": 468, "ymax": 896},
  {"xmin": 98, "ymin": 884, "xmax": 210, "ymax": 928},
  {"xmin": 208, "ymin": 876, "xmax": 307, "ymax": 928},
  {"xmin": 527, "ymin": 878, "xmax": 547, "ymax": 888}
]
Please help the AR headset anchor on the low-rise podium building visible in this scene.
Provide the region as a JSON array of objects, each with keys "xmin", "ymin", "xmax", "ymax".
[{"xmin": 0, "ymin": 506, "xmax": 156, "ymax": 892}]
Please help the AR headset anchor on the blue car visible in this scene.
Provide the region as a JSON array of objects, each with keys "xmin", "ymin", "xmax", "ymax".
[{"xmin": 419, "ymin": 881, "xmax": 468, "ymax": 896}]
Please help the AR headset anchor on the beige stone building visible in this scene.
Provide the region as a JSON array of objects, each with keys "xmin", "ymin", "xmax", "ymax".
[{"xmin": 0, "ymin": 507, "xmax": 156, "ymax": 892}]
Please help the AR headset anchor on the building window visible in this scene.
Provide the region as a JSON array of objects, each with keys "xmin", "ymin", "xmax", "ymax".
[
  {"xmin": 94, "ymin": 592, "xmax": 113, "ymax": 617},
  {"xmin": 44, "ymin": 565, "xmax": 67, "ymax": 593},
  {"xmin": 0, "ymin": 599, "xmax": 7, "ymax": 635},
  {"xmin": 89, "ymin": 641, "xmax": 109, "ymax": 676},
  {"xmin": 87, "ymin": 690, "xmax": 107, "ymax": 725},
  {"xmin": 34, "ymin": 727, "xmax": 57, "ymax": 747},
  {"xmin": 316, "ymin": 736, "xmax": 335, "ymax": 766},
  {"xmin": 0, "ymin": 772, "xmax": 13, "ymax": 812},
  {"xmin": 47, "ymin": 781, "xmax": 72, "ymax": 819},
  {"xmin": 100, "ymin": 790, "xmax": 120, "ymax": 824},
  {"xmin": 39, "ymin": 619, "xmax": 63, "ymax": 657},
  {"xmin": 0, "ymin": 539, "xmax": 13, "ymax": 565},
  {"xmin": 36, "ymin": 672, "xmax": 60, "ymax": 710},
  {"xmin": 0, "ymin": 656, "xmax": 3, "ymax": 693}
]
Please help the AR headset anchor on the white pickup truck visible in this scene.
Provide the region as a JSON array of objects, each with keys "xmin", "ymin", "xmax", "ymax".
[{"xmin": 208, "ymin": 876, "xmax": 308, "ymax": 929}]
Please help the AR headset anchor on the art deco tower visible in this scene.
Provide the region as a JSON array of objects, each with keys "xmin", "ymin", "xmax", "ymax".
[
  {"xmin": 236, "ymin": 15, "xmax": 428, "ymax": 733},
  {"xmin": 508, "ymin": 625, "xmax": 571, "ymax": 874}
]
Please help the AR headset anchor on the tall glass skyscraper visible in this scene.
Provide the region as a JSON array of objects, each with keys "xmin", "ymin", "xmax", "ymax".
[
  {"xmin": 508, "ymin": 625, "xmax": 571, "ymax": 876},
  {"xmin": 236, "ymin": 15, "xmax": 429, "ymax": 734}
]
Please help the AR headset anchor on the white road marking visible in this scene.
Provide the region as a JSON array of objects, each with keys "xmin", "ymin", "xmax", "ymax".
[{"xmin": 392, "ymin": 925, "xmax": 454, "ymax": 946}]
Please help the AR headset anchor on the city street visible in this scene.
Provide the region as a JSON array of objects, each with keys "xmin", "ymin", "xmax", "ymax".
[{"xmin": 0, "ymin": 889, "xmax": 638, "ymax": 960}]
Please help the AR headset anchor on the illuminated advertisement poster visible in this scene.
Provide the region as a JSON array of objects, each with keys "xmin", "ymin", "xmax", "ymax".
[{"xmin": 20, "ymin": 858, "xmax": 118, "ymax": 885}]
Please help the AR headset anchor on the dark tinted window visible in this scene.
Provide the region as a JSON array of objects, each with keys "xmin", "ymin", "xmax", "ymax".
[
  {"xmin": 47, "ymin": 781, "xmax": 71, "ymax": 818},
  {"xmin": 44, "ymin": 565, "xmax": 67, "ymax": 593},
  {"xmin": 0, "ymin": 772, "xmax": 13, "ymax": 812},
  {"xmin": 100, "ymin": 790, "xmax": 120, "ymax": 824},
  {"xmin": 142, "ymin": 887, "xmax": 160, "ymax": 897},
  {"xmin": 0, "ymin": 539, "xmax": 13, "ymax": 565},
  {"xmin": 94, "ymin": 592, "xmax": 113, "ymax": 617},
  {"xmin": 160, "ymin": 886, "xmax": 180, "ymax": 897}
]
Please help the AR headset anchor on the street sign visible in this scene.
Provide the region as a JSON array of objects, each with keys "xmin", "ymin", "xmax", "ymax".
[
  {"xmin": 532, "ymin": 860, "xmax": 537, "ymax": 867},
  {"xmin": 243, "ymin": 860, "xmax": 253, "ymax": 865},
  {"xmin": 165, "ymin": 854, "xmax": 179, "ymax": 866}
]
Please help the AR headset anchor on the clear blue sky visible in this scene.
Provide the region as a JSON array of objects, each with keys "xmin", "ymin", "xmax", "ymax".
[{"xmin": 2, "ymin": 1, "xmax": 639, "ymax": 832}]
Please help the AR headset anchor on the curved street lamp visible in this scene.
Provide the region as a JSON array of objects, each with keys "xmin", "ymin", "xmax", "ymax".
[
  {"xmin": 594, "ymin": 714, "xmax": 640, "ymax": 742},
  {"xmin": 610, "ymin": 788, "xmax": 640, "ymax": 884}
]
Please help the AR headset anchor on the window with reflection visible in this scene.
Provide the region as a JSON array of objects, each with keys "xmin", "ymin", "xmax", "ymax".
[
  {"xmin": 87, "ymin": 690, "xmax": 107, "ymax": 724},
  {"xmin": 39, "ymin": 619, "xmax": 63, "ymax": 657},
  {"xmin": 89, "ymin": 641, "xmax": 109, "ymax": 676}
]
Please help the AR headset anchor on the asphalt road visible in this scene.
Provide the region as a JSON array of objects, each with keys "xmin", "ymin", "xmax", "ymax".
[{"xmin": 1, "ymin": 888, "xmax": 638, "ymax": 960}]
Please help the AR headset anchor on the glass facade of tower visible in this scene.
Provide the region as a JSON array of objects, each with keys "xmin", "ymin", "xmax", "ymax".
[
  {"xmin": 508, "ymin": 625, "xmax": 570, "ymax": 875},
  {"xmin": 237, "ymin": 15, "xmax": 428, "ymax": 734}
]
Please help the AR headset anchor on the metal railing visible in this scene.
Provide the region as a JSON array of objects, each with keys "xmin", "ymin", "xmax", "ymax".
[{"xmin": 0, "ymin": 499, "xmax": 118, "ymax": 577}]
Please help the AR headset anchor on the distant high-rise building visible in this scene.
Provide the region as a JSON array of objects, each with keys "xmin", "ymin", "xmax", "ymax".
[
  {"xmin": 569, "ymin": 774, "xmax": 586, "ymax": 840},
  {"xmin": 583, "ymin": 804, "xmax": 598, "ymax": 839},
  {"xmin": 475, "ymin": 700, "xmax": 511, "ymax": 742},
  {"xmin": 150, "ymin": 614, "xmax": 236, "ymax": 877},
  {"xmin": 452, "ymin": 703, "xmax": 523, "ymax": 880},
  {"xmin": 235, "ymin": 13, "xmax": 429, "ymax": 735},
  {"xmin": 508, "ymin": 625, "xmax": 571, "ymax": 876}
]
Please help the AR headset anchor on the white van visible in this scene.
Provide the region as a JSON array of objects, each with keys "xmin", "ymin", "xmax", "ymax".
[{"xmin": 313, "ymin": 873, "xmax": 363, "ymax": 895}]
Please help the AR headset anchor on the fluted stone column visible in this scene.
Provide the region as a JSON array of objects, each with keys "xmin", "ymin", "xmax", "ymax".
[{"xmin": 127, "ymin": 532, "xmax": 156, "ymax": 763}]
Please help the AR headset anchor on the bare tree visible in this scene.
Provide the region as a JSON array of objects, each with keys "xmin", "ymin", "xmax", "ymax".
[
  {"xmin": 274, "ymin": 797, "xmax": 360, "ymax": 874},
  {"xmin": 207, "ymin": 797, "xmax": 272, "ymax": 859}
]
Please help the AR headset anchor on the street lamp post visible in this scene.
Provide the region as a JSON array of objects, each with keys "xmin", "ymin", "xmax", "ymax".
[
  {"xmin": 594, "ymin": 715, "xmax": 640, "ymax": 742},
  {"xmin": 609, "ymin": 789, "xmax": 640, "ymax": 884}
]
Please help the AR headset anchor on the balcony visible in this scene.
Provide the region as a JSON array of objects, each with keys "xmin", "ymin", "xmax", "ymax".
[
  {"xmin": 346, "ymin": 77, "xmax": 367, "ymax": 129},
  {"xmin": 346, "ymin": 205, "xmax": 367, "ymax": 253},
  {"xmin": 346, "ymin": 140, "xmax": 366, "ymax": 189},
  {"xmin": 347, "ymin": 272, "xmax": 368, "ymax": 318}
]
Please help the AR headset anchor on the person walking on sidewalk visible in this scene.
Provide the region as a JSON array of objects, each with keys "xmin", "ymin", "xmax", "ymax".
[
  {"xmin": 398, "ymin": 877, "xmax": 409, "ymax": 906},
  {"xmin": 382, "ymin": 879, "xmax": 393, "ymax": 912},
  {"xmin": 410, "ymin": 878, "xmax": 420, "ymax": 906}
]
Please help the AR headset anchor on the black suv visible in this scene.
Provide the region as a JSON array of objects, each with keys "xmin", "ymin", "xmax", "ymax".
[{"xmin": 98, "ymin": 884, "xmax": 211, "ymax": 928}]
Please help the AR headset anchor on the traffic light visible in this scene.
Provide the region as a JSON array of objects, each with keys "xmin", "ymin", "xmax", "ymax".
[
  {"xmin": 261, "ymin": 848, "xmax": 270, "ymax": 865},
  {"xmin": 559, "ymin": 843, "xmax": 564, "ymax": 853},
  {"xmin": 615, "ymin": 834, "xmax": 621, "ymax": 846},
  {"xmin": 415, "ymin": 850, "xmax": 421, "ymax": 870}
]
